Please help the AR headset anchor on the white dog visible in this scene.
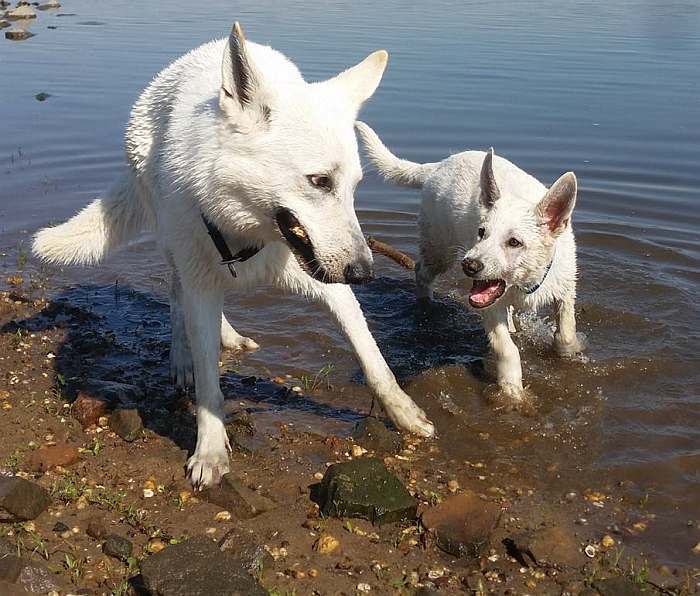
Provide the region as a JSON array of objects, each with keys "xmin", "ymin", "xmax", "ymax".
[
  {"xmin": 33, "ymin": 23, "xmax": 435, "ymax": 487},
  {"xmin": 356, "ymin": 122, "xmax": 583, "ymax": 402}
]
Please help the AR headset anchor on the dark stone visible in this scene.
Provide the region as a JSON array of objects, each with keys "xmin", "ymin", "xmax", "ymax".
[
  {"xmin": 139, "ymin": 536, "xmax": 266, "ymax": 595},
  {"xmin": 5, "ymin": 28, "xmax": 34, "ymax": 40},
  {"xmin": 527, "ymin": 526, "xmax": 583, "ymax": 567},
  {"xmin": 103, "ymin": 534, "xmax": 133, "ymax": 561},
  {"xmin": 594, "ymin": 577, "xmax": 649, "ymax": 596},
  {"xmin": 421, "ymin": 492, "xmax": 500, "ymax": 558},
  {"xmin": 34, "ymin": 92, "xmax": 51, "ymax": 101},
  {"xmin": 0, "ymin": 555, "xmax": 61, "ymax": 593},
  {"xmin": 72, "ymin": 391, "xmax": 111, "ymax": 427},
  {"xmin": 315, "ymin": 458, "xmax": 417, "ymax": 525},
  {"xmin": 205, "ymin": 474, "xmax": 275, "ymax": 519},
  {"xmin": 240, "ymin": 376, "xmax": 257, "ymax": 386},
  {"xmin": 0, "ymin": 477, "xmax": 51, "ymax": 521},
  {"xmin": 218, "ymin": 527, "xmax": 271, "ymax": 574},
  {"xmin": 352, "ymin": 417, "xmax": 402, "ymax": 454},
  {"xmin": 52, "ymin": 521, "xmax": 70, "ymax": 533},
  {"xmin": 110, "ymin": 408, "xmax": 143, "ymax": 442}
]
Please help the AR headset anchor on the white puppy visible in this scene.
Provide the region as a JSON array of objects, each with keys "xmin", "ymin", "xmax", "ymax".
[
  {"xmin": 33, "ymin": 24, "xmax": 435, "ymax": 488},
  {"xmin": 356, "ymin": 122, "xmax": 583, "ymax": 401}
]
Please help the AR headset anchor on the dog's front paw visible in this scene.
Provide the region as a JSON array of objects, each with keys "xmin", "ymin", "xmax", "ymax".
[
  {"xmin": 187, "ymin": 448, "xmax": 230, "ymax": 489},
  {"xmin": 484, "ymin": 383, "xmax": 537, "ymax": 415},
  {"xmin": 385, "ymin": 395, "xmax": 435, "ymax": 438}
]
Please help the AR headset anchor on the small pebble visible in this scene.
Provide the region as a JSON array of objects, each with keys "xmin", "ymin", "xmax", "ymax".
[
  {"xmin": 601, "ymin": 535, "xmax": 615, "ymax": 548},
  {"xmin": 447, "ymin": 479, "xmax": 459, "ymax": 493},
  {"xmin": 313, "ymin": 472, "xmax": 324, "ymax": 480},
  {"xmin": 692, "ymin": 542, "xmax": 700, "ymax": 555},
  {"xmin": 351, "ymin": 445, "xmax": 366, "ymax": 457},
  {"xmin": 147, "ymin": 538, "xmax": 165, "ymax": 553},
  {"xmin": 357, "ymin": 583, "xmax": 371, "ymax": 593},
  {"xmin": 205, "ymin": 527, "xmax": 217, "ymax": 534},
  {"xmin": 143, "ymin": 488, "xmax": 155, "ymax": 498},
  {"xmin": 308, "ymin": 568, "xmax": 318, "ymax": 578},
  {"xmin": 214, "ymin": 510, "xmax": 231, "ymax": 521},
  {"xmin": 314, "ymin": 533, "xmax": 340, "ymax": 555}
]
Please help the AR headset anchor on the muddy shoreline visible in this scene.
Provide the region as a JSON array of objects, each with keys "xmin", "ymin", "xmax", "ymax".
[{"xmin": 0, "ymin": 269, "xmax": 697, "ymax": 596}]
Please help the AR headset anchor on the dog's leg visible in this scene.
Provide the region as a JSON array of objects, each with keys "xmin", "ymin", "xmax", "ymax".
[
  {"xmin": 169, "ymin": 266, "xmax": 194, "ymax": 389},
  {"xmin": 275, "ymin": 266, "xmax": 434, "ymax": 437},
  {"xmin": 180, "ymin": 280, "xmax": 230, "ymax": 488},
  {"xmin": 220, "ymin": 314, "xmax": 259, "ymax": 353},
  {"xmin": 482, "ymin": 304, "xmax": 524, "ymax": 398},
  {"xmin": 507, "ymin": 305, "xmax": 517, "ymax": 334},
  {"xmin": 553, "ymin": 295, "xmax": 582, "ymax": 356}
]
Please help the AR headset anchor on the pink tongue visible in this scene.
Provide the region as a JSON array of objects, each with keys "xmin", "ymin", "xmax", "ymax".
[{"xmin": 470, "ymin": 281, "xmax": 501, "ymax": 306}]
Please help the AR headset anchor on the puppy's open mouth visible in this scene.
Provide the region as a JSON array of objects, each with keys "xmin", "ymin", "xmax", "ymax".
[
  {"xmin": 469, "ymin": 279, "xmax": 506, "ymax": 308},
  {"xmin": 275, "ymin": 208, "xmax": 330, "ymax": 282}
]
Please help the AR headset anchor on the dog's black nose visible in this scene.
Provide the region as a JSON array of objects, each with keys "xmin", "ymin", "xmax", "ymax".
[
  {"xmin": 344, "ymin": 261, "xmax": 374, "ymax": 284},
  {"xmin": 462, "ymin": 257, "xmax": 484, "ymax": 277}
]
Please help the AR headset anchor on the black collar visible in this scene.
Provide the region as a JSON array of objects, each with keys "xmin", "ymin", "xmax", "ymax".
[{"xmin": 201, "ymin": 214, "xmax": 262, "ymax": 277}]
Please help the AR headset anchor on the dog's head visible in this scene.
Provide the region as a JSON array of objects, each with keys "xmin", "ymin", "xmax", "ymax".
[
  {"xmin": 462, "ymin": 149, "xmax": 577, "ymax": 308},
  {"xmin": 214, "ymin": 22, "xmax": 387, "ymax": 284}
]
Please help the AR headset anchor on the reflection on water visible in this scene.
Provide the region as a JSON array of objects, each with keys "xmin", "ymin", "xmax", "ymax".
[{"xmin": 0, "ymin": 0, "xmax": 698, "ymax": 565}]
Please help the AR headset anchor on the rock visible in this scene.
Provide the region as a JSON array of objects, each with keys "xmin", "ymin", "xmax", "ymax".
[
  {"xmin": 52, "ymin": 521, "xmax": 70, "ymax": 533},
  {"xmin": 0, "ymin": 555, "xmax": 61, "ymax": 593},
  {"xmin": 315, "ymin": 458, "xmax": 417, "ymax": 525},
  {"xmin": 314, "ymin": 533, "xmax": 340, "ymax": 554},
  {"xmin": 205, "ymin": 474, "xmax": 275, "ymax": 519},
  {"xmin": 27, "ymin": 443, "xmax": 80, "ymax": 472},
  {"xmin": 351, "ymin": 417, "xmax": 402, "ymax": 454},
  {"xmin": 6, "ymin": 5, "xmax": 35, "ymax": 18},
  {"xmin": 72, "ymin": 391, "xmax": 111, "ymax": 427},
  {"xmin": 37, "ymin": 0, "xmax": 59, "ymax": 9},
  {"xmin": 520, "ymin": 526, "xmax": 584, "ymax": 567},
  {"xmin": 0, "ymin": 19, "xmax": 10, "ymax": 28},
  {"xmin": 103, "ymin": 534, "xmax": 133, "ymax": 561},
  {"xmin": 110, "ymin": 408, "xmax": 143, "ymax": 442},
  {"xmin": 218, "ymin": 527, "xmax": 271, "ymax": 574},
  {"xmin": 86, "ymin": 517, "xmax": 108, "ymax": 540},
  {"xmin": 421, "ymin": 492, "xmax": 500, "ymax": 558},
  {"xmin": 0, "ymin": 477, "xmax": 51, "ymax": 521},
  {"xmin": 593, "ymin": 577, "xmax": 648, "ymax": 596},
  {"xmin": 34, "ymin": 92, "xmax": 50, "ymax": 101},
  {"xmin": 4, "ymin": 28, "xmax": 33, "ymax": 40},
  {"xmin": 139, "ymin": 535, "xmax": 266, "ymax": 595}
]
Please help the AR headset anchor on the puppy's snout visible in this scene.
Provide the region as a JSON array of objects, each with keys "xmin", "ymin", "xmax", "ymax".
[
  {"xmin": 343, "ymin": 260, "xmax": 374, "ymax": 284},
  {"xmin": 462, "ymin": 257, "xmax": 484, "ymax": 278}
]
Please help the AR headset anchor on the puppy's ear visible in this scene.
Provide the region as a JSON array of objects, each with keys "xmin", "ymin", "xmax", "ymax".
[
  {"xmin": 536, "ymin": 172, "xmax": 577, "ymax": 235},
  {"xmin": 221, "ymin": 22, "xmax": 269, "ymax": 119},
  {"xmin": 325, "ymin": 50, "xmax": 388, "ymax": 112},
  {"xmin": 480, "ymin": 148, "xmax": 500, "ymax": 208}
]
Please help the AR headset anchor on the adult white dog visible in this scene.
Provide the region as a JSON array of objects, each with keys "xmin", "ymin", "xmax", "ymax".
[
  {"xmin": 356, "ymin": 122, "xmax": 583, "ymax": 402},
  {"xmin": 33, "ymin": 23, "xmax": 434, "ymax": 487}
]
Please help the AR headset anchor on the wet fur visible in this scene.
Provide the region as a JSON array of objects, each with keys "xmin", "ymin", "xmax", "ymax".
[
  {"xmin": 356, "ymin": 121, "xmax": 583, "ymax": 400},
  {"xmin": 33, "ymin": 25, "xmax": 435, "ymax": 488}
]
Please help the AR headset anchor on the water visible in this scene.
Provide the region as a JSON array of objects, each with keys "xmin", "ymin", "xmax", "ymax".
[{"xmin": 1, "ymin": 0, "xmax": 699, "ymax": 565}]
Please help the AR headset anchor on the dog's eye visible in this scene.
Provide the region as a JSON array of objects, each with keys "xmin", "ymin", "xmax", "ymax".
[
  {"xmin": 507, "ymin": 237, "xmax": 522, "ymax": 248},
  {"xmin": 477, "ymin": 227, "xmax": 485, "ymax": 239},
  {"xmin": 307, "ymin": 174, "xmax": 333, "ymax": 192}
]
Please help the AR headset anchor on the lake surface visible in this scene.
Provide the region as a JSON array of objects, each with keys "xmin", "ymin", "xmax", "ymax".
[{"xmin": 1, "ymin": 0, "xmax": 699, "ymax": 566}]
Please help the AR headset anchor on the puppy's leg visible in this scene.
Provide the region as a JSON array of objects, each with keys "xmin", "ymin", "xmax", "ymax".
[
  {"xmin": 482, "ymin": 304, "xmax": 524, "ymax": 398},
  {"xmin": 220, "ymin": 314, "xmax": 259, "ymax": 353},
  {"xmin": 169, "ymin": 266, "xmax": 194, "ymax": 389},
  {"xmin": 415, "ymin": 260, "xmax": 438, "ymax": 302},
  {"xmin": 180, "ymin": 280, "xmax": 230, "ymax": 488},
  {"xmin": 276, "ymin": 266, "xmax": 434, "ymax": 437},
  {"xmin": 553, "ymin": 295, "xmax": 582, "ymax": 356}
]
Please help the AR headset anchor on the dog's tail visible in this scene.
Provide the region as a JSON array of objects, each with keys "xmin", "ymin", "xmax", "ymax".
[
  {"xmin": 355, "ymin": 121, "xmax": 436, "ymax": 188},
  {"xmin": 33, "ymin": 172, "xmax": 153, "ymax": 266}
]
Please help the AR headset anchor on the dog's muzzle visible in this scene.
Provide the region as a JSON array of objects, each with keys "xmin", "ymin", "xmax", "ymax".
[
  {"xmin": 343, "ymin": 260, "xmax": 373, "ymax": 284},
  {"xmin": 462, "ymin": 257, "xmax": 484, "ymax": 277}
]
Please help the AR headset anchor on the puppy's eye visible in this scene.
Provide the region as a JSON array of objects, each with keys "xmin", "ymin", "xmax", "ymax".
[
  {"xmin": 477, "ymin": 227, "xmax": 485, "ymax": 239},
  {"xmin": 507, "ymin": 237, "xmax": 522, "ymax": 248},
  {"xmin": 307, "ymin": 174, "xmax": 333, "ymax": 192}
]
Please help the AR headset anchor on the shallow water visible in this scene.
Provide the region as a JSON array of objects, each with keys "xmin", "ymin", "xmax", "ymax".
[{"xmin": 1, "ymin": 0, "xmax": 699, "ymax": 565}]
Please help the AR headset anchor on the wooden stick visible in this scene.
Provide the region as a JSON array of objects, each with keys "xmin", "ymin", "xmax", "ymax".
[{"xmin": 366, "ymin": 236, "xmax": 415, "ymax": 271}]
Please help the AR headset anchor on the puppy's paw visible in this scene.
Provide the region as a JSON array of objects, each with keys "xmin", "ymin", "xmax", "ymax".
[
  {"xmin": 553, "ymin": 333, "xmax": 586, "ymax": 358},
  {"xmin": 170, "ymin": 340, "xmax": 194, "ymax": 389},
  {"xmin": 484, "ymin": 383, "xmax": 538, "ymax": 415},
  {"xmin": 385, "ymin": 396, "xmax": 435, "ymax": 438},
  {"xmin": 187, "ymin": 448, "xmax": 230, "ymax": 489}
]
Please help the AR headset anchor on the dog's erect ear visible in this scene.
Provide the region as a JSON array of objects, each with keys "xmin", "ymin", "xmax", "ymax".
[
  {"xmin": 325, "ymin": 50, "xmax": 388, "ymax": 111},
  {"xmin": 480, "ymin": 148, "xmax": 500, "ymax": 208},
  {"xmin": 536, "ymin": 172, "xmax": 577, "ymax": 235},
  {"xmin": 221, "ymin": 22, "xmax": 265, "ymax": 111}
]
